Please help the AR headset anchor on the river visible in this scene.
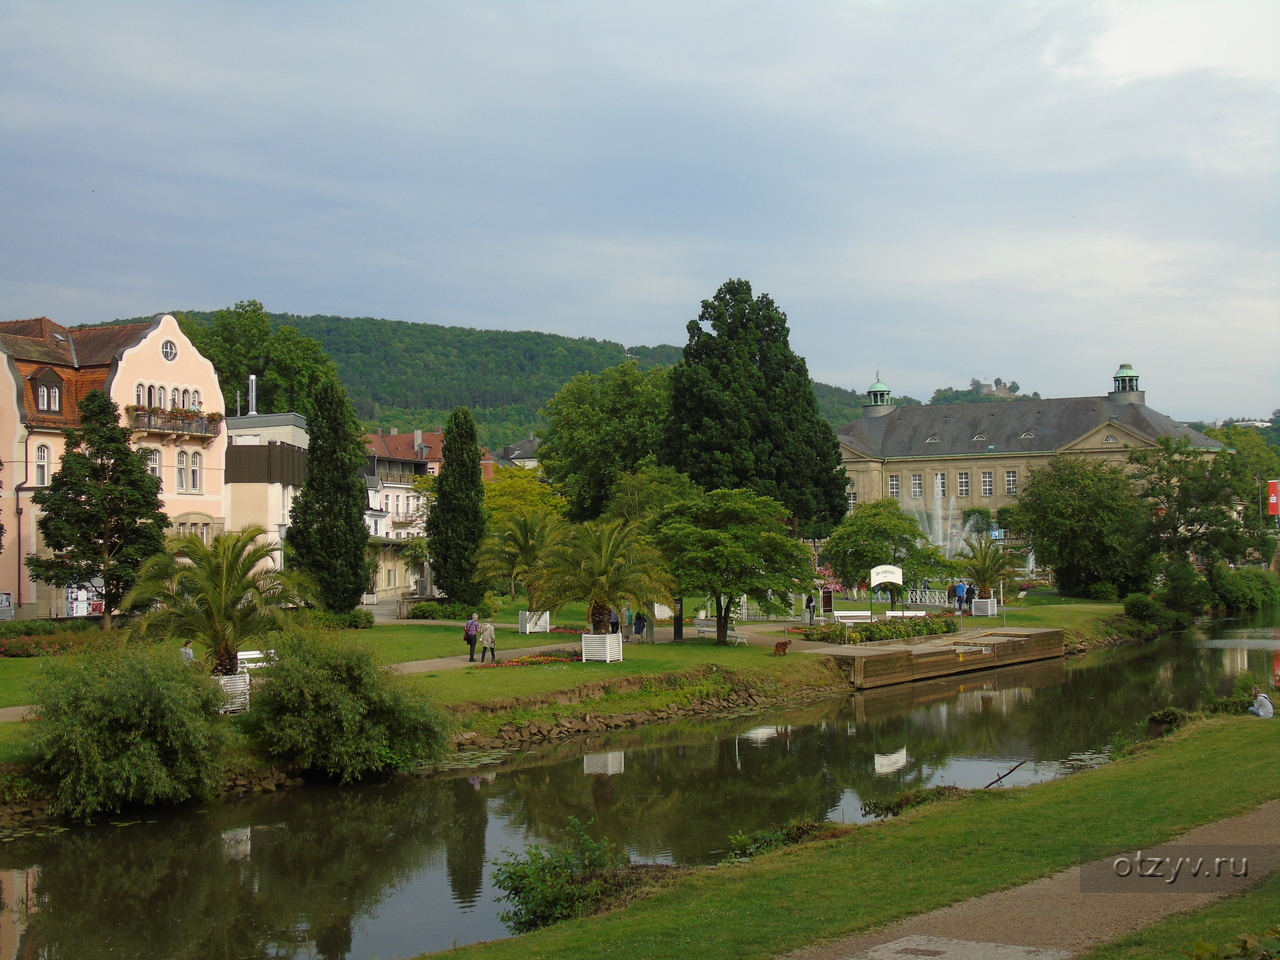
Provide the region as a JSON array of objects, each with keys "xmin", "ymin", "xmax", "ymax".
[{"xmin": 0, "ymin": 610, "xmax": 1276, "ymax": 959}]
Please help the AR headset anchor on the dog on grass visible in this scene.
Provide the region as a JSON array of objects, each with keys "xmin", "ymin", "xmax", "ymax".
[{"xmin": 773, "ymin": 639, "xmax": 793, "ymax": 656}]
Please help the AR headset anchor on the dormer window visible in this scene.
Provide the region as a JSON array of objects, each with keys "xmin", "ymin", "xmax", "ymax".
[
  {"xmin": 972, "ymin": 434, "xmax": 986, "ymax": 442},
  {"xmin": 925, "ymin": 435, "xmax": 939, "ymax": 443},
  {"xmin": 1020, "ymin": 430, "xmax": 1035, "ymax": 439},
  {"xmin": 30, "ymin": 369, "xmax": 64, "ymax": 413}
]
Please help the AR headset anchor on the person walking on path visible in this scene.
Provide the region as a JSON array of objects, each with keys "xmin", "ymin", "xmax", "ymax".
[
  {"xmin": 955, "ymin": 581, "xmax": 967, "ymax": 613},
  {"xmin": 478, "ymin": 617, "xmax": 498, "ymax": 663},
  {"xmin": 947, "ymin": 582, "xmax": 957, "ymax": 609},
  {"xmin": 633, "ymin": 610, "xmax": 648, "ymax": 642},
  {"xmin": 610, "ymin": 608, "xmax": 620, "ymax": 635},
  {"xmin": 463, "ymin": 613, "xmax": 481, "ymax": 662},
  {"xmin": 805, "ymin": 594, "xmax": 816, "ymax": 626}
]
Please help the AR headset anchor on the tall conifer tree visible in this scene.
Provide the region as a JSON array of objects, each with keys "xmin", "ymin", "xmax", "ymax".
[
  {"xmin": 27, "ymin": 390, "xmax": 168, "ymax": 628},
  {"xmin": 426, "ymin": 406, "xmax": 486, "ymax": 606},
  {"xmin": 287, "ymin": 377, "xmax": 372, "ymax": 612},
  {"xmin": 660, "ymin": 279, "xmax": 847, "ymax": 536}
]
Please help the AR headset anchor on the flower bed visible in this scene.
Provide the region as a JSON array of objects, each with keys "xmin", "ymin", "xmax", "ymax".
[{"xmin": 475, "ymin": 654, "xmax": 579, "ymax": 669}]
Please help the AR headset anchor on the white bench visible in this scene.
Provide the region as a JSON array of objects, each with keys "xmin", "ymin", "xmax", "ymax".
[
  {"xmin": 238, "ymin": 649, "xmax": 275, "ymax": 670},
  {"xmin": 693, "ymin": 618, "xmax": 748, "ymax": 646},
  {"xmin": 832, "ymin": 611, "xmax": 877, "ymax": 625},
  {"xmin": 883, "ymin": 610, "xmax": 927, "ymax": 618}
]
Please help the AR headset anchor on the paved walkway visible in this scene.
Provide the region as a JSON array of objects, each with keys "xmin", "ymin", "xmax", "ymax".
[{"xmin": 776, "ymin": 799, "xmax": 1280, "ymax": 960}]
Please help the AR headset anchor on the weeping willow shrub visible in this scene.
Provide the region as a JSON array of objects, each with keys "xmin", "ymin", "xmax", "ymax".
[
  {"xmin": 247, "ymin": 631, "xmax": 448, "ymax": 782},
  {"xmin": 31, "ymin": 645, "xmax": 227, "ymax": 817}
]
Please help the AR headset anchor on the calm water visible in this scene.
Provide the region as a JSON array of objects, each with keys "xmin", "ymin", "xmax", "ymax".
[{"xmin": 1, "ymin": 611, "xmax": 1276, "ymax": 959}]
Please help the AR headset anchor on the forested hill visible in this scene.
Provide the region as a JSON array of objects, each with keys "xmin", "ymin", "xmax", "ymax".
[{"xmin": 109, "ymin": 310, "xmax": 866, "ymax": 447}]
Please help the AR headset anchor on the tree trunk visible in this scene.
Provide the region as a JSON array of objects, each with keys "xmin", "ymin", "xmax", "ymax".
[
  {"xmin": 588, "ymin": 600, "xmax": 611, "ymax": 634},
  {"xmin": 212, "ymin": 643, "xmax": 239, "ymax": 676},
  {"xmin": 714, "ymin": 595, "xmax": 729, "ymax": 646}
]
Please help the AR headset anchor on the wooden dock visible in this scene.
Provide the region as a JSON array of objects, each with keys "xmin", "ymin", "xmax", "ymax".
[{"xmin": 827, "ymin": 627, "xmax": 1065, "ymax": 689}]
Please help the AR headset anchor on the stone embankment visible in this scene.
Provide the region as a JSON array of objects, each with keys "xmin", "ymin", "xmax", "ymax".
[{"xmin": 453, "ymin": 680, "xmax": 850, "ymax": 752}]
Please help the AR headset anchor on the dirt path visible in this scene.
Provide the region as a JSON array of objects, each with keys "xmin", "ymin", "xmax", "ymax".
[{"xmin": 776, "ymin": 799, "xmax": 1280, "ymax": 960}]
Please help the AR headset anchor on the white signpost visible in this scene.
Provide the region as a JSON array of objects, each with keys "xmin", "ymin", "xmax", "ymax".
[{"xmin": 868, "ymin": 565, "xmax": 903, "ymax": 621}]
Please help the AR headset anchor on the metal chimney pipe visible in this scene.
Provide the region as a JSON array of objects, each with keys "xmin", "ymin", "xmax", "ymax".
[{"xmin": 248, "ymin": 375, "xmax": 258, "ymax": 415}]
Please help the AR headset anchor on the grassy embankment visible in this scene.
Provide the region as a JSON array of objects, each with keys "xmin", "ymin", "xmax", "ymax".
[{"xmin": 417, "ymin": 717, "xmax": 1278, "ymax": 960}]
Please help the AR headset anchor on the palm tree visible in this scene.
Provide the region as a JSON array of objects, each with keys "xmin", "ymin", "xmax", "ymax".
[
  {"xmin": 540, "ymin": 519, "xmax": 674, "ymax": 633},
  {"xmin": 958, "ymin": 537, "xmax": 1022, "ymax": 600},
  {"xmin": 473, "ymin": 507, "xmax": 566, "ymax": 611},
  {"xmin": 124, "ymin": 526, "xmax": 320, "ymax": 674}
]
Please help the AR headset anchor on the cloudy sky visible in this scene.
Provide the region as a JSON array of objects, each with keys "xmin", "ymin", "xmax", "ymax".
[{"xmin": 2, "ymin": 1, "xmax": 1275, "ymax": 420}]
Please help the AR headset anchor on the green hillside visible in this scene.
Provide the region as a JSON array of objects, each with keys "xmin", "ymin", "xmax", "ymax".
[{"xmin": 105, "ymin": 311, "xmax": 868, "ymax": 447}]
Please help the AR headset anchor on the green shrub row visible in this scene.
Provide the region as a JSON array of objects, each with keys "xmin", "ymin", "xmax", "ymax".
[
  {"xmin": 726, "ymin": 817, "xmax": 829, "ymax": 859},
  {"xmin": 1123, "ymin": 564, "xmax": 1279, "ymax": 630},
  {"xmin": 860, "ymin": 784, "xmax": 969, "ymax": 819},
  {"xmin": 297, "ymin": 608, "xmax": 375, "ymax": 630},
  {"xmin": 0, "ymin": 619, "xmax": 112, "ymax": 657},
  {"xmin": 404, "ymin": 598, "xmax": 498, "ymax": 621},
  {"xmin": 801, "ymin": 614, "xmax": 959, "ymax": 645}
]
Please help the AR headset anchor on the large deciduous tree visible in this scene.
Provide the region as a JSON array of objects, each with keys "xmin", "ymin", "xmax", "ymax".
[
  {"xmin": 538, "ymin": 362, "xmax": 669, "ymax": 521},
  {"xmin": 287, "ymin": 377, "xmax": 373, "ymax": 613},
  {"xmin": 125, "ymin": 527, "xmax": 320, "ymax": 675},
  {"xmin": 1128, "ymin": 437, "xmax": 1270, "ymax": 566},
  {"xmin": 27, "ymin": 390, "xmax": 168, "ymax": 628},
  {"xmin": 426, "ymin": 406, "xmax": 487, "ymax": 606},
  {"xmin": 660, "ymin": 279, "xmax": 847, "ymax": 537},
  {"xmin": 823, "ymin": 499, "xmax": 946, "ymax": 609},
  {"xmin": 653, "ymin": 488, "xmax": 813, "ymax": 644},
  {"xmin": 1006, "ymin": 455, "xmax": 1150, "ymax": 596}
]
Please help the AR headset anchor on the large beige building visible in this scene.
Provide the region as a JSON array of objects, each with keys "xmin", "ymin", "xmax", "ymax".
[
  {"xmin": 836, "ymin": 364, "xmax": 1224, "ymax": 556},
  {"xmin": 0, "ymin": 315, "xmax": 228, "ymax": 619}
]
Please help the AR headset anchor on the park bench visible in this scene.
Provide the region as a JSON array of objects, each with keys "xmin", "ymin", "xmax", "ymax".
[
  {"xmin": 693, "ymin": 618, "xmax": 748, "ymax": 646},
  {"xmin": 832, "ymin": 610, "xmax": 877, "ymax": 625},
  {"xmin": 238, "ymin": 649, "xmax": 275, "ymax": 670},
  {"xmin": 883, "ymin": 610, "xmax": 927, "ymax": 618}
]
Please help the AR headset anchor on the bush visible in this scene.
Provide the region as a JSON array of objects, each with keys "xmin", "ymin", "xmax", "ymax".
[
  {"xmin": 404, "ymin": 598, "xmax": 498, "ymax": 621},
  {"xmin": 1123, "ymin": 592, "xmax": 1162, "ymax": 624},
  {"xmin": 30, "ymin": 646, "xmax": 227, "ymax": 817},
  {"xmin": 248, "ymin": 631, "xmax": 447, "ymax": 782},
  {"xmin": 1087, "ymin": 581, "xmax": 1119, "ymax": 602},
  {"xmin": 861, "ymin": 785, "xmax": 969, "ymax": 819},
  {"xmin": 1157, "ymin": 559, "xmax": 1213, "ymax": 615},
  {"xmin": 726, "ymin": 817, "xmax": 829, "ymax": 859},
  {"xmin": 1185, "ymin": 924, "xmax": 1280, "ymax": 959},
  {"xmin": 299, "ymin": 609, "xmax": 375, "ymax": 630},
  {"xmin": 1201, "ymin": 671, "xmax": 1271, "ymax": 717},
  {"xmin": 0, "ymin": 620, "xmax": 113, "ymax": 657},
  {"xmin": 1207, "ymin": 564, "xmax": 1280, "ymax": 612},
  {"xmin": 492, "ymin": 818, "xmax": 628, "ymax": 933}
]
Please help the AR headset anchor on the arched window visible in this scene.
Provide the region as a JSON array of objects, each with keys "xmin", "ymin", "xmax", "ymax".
[
  {"xmin": 189, "ymin": 452, "xmax": 201, "ymax": 492},
  {"xmin": 157, "ymin": 387, "xmax": 167, "ymax": 409},
  {"xmin": 136, "ymin": 383, "xmax": 145, "ymax": 405},
  {"xmin": 170, "ymin": 389, "xmax": 179, "ymax": 411},
  {"xmin": 147, "ymin": 385, "xmax": 155, "ymax": 407},
  {"xmin": 182, "ymin": 389, "xmax": 190, "ymax": 408},
  {"xmin": 49, "ymin": 386, "xmax": 60, "ymax": 411},
  {"xmin": 192, "ymin": 389, "xmax": 201, "ymax": 408},
  {"xmin": 146, "ymin": 449, "xmax": 161, "ymax": 489},
  {"xmin": 37, "ymin": 385, "xmax": 48, "ymax": 410},
  {"xmin": 35, "ymin": 445, "xmax": 49, "ymax": 486},
  {"xmin": 176, "ymin": 451, "xmax": 187, "ymax": 491}
]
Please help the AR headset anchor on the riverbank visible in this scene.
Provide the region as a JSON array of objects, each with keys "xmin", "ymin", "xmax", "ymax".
[{"xmin": 417, "ymin": 717, "xmax": 1280, "ymax": 960}]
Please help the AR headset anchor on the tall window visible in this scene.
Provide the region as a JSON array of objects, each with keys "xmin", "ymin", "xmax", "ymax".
[
  {"xmin": 888, "ymin": 474, "xmax": 900, "ymax": 499},
  {"xmin": 192, "ymin": 389, "xmax": 201, "ymax": 408},
  {"xmin": 170, "ymin": 390, "xmax": 180, "ymax": 411},
  {"xmin": 190, "ymin": 453, "xmax": 201, "ymax": 492},
  {"xmin": 35, "ymin": 445, "xmax": 49, "ymax": 486},
  {"xmin": 157, "ymin": 387, "xmax": 167, "ymax": 408},
  {"xmin": 911, "ymin": 474, "xmax": 923, "ymax": 498},
  {"xmin": 37, "ymin": 385, "xmax": 48, "ymax": 410},
  {"xmin": 136, "ymin": 383, "xmax": 145, "ymax": 405},
  {"xmin": 847, "ymin": 491, "xmax": 858, "ymax": 509},
  {"xmin": 1006, "ymin": 470, "xmax": 1018, "ymax": 496},
  {"xmin": 182, "ymin": 389, "xmax": 190, "ymax": 408},
  {"xmin": 981, "ymin": 471, "xmax": 994, "ymax": 497},
  {"xmin": 147, "ymin": 385, "xmax": 156, "ymax": 407},
  {"xmin": 49, "ymin": 386, "xmax": 60, "ymax": 411},
  {"xmin": 935, "ymin": 473, "xmax": 947, "ymax": 498},
  {"xmin": 958, "ymin": 472, "xmax": 970, "ymax": 497},
  {"xmin": 146, "ymin": 449, "xmax": 161, "ymax": 489},
  {"xmin": 176, "ymin": 452, "xmax": 187, "ymax": 491}
]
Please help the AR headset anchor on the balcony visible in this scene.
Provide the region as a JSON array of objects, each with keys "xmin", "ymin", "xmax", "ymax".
[{"xmin": 129, "ymin": 410, "xmax": 223, "ymax": 440}]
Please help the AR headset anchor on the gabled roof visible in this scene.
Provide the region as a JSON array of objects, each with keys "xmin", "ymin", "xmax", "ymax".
[
  {"xmin": 836, "ymin": 396, "xmax": 1223, "ymax": 460},
  {"xmin": 0, "ymin": 317, "xmax": 158, "ymax": 367}
]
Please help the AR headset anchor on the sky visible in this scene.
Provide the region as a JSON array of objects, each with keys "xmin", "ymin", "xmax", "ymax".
[{"xmin": 2, "ymin": 0, "xmax": 1276, "ymax": 421}]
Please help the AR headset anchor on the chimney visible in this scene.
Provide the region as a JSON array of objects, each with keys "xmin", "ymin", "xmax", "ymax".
[
  {"xmin": 390, "ymin": 427, "xmax": 397, "ymax": 435},
  {"xmin": 248, "ymin": 375, "xmax": 258, "ymax": 415},
  {"xmin": 414, "ymin": 429, "xmax": 423, "ymax": 446}
]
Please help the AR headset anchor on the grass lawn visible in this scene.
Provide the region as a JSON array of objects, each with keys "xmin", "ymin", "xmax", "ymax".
[{"xmin": 420, "ymin": 718, "xmax": 1280, "ymax": 960}]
